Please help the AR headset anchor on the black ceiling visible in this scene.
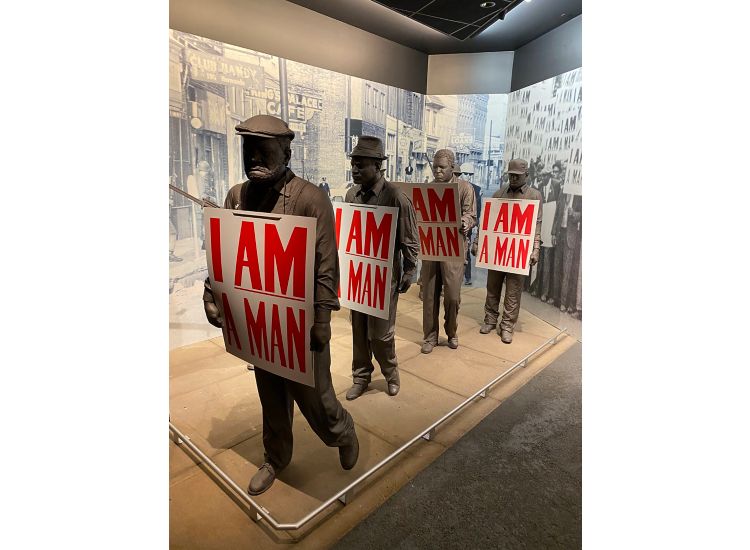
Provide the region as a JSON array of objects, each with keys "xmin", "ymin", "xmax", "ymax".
[
  {"xmin": 373, "ymin": 0, "xmax": 524, "ymax": 41},
  {"xmin": 286, "ymin": 0, "xmax": 582, "ymax": 54}
]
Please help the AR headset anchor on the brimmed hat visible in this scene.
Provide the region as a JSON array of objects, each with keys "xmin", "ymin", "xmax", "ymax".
[
  {"xmin": 235, "ymin": 114, "xmax": 295, "ymax": 139},
  {"xmin": 507, "ymin": 158, "xmax": 529, "ymax": 174},
  {"xmin": 350, "ymin": 136, "xmax": 387, "ymax": 160}
]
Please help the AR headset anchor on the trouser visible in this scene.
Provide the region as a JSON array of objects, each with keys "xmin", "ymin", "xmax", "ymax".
[
  {"xmin": 575, "ymin": 248, "xmax": 582, "ymax": 312},
  {"xmin": 537, "ymin": 246, "xmax": 554, "ymax": 298},
  {"xmin": 253, "ymin": 343, "xmax": 355, "ymax": 470},
  {"xmin": 351, "ymin": 286, "xmax": 400, "ymax": 385},
  {"xmin": 464, "ymin": 243, "xmax": 472, "ymax": 282},
  {"xmin": 421, "ymin": 258, "xmax": 465, "ymax": 344},
  {"xmin": 560, "ymin": 230, "xmax": 581, "ymax": 310},
  {"xmin": 483, "ymin": 269, "xmax": 525, "ymax": 333},
  {"xmin": 551, "ymin": 229, "xmax": 566, "ymax": 306}
]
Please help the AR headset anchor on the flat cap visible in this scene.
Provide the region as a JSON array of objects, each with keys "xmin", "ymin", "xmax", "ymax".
[
  {"xmin": 507, "ymin": 158, "xmax": 529, "ymax": 174},
  {"xmin": 235, "ymin": 114, "xmax": 295, "ymax": 139}
]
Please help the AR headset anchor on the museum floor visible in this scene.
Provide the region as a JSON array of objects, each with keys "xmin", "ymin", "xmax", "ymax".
[{"xmin": 169, "ymin": 283, "xmax": 579, "ymax": 548}]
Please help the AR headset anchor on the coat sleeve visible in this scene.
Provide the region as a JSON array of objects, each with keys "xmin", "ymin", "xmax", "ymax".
[
  {"xmin": 395, "ymin": 190, "xmax": 419, "ymax": 276},
  {"xmin": 459, "ymin": 181, "xmax": 477, "ymax": 234}
]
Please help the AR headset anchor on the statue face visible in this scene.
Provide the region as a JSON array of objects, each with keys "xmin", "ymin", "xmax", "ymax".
[
  {"xmin": 433, "ymin": 156, "xmax": 453, "ymax": 182},
  {"xmin": 509, "ymin": 170, "xmax": 528, "ymax": 189},
  {"xmin": 242, "ymin": 136, "xmax": 289, "ymax": 183},
  {"xmin": 351, "ymin": 157, "xmax": 380, "ymax": 188}
]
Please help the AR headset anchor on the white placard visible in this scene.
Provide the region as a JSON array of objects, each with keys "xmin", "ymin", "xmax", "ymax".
[
  {"xmin": 334, "ymin": 203, "xmax": 398, "ymax": 320},
  {"xmin": 397, "ymin": 182, "xmax": 464, "ymax": 262},
  {"xmin": 204, "ymin": 208, "xmax": 316, "ymax": 386},
  {"xmin": 475, "ymin": 198, "xmax": 540, "ymax": 276}
]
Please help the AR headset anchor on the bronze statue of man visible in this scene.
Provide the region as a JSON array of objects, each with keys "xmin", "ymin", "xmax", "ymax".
[
  {"xmin": 344, "ymin": 136, "xmax": 419, "ymax": 400},
  {"xmin": 202, "ymin": 114, "xmax": 359, "ymax": 495},
  {"xmin": 480, "ymin": 158, "xmax": 542, "ymax": 343},
  {"xmin": 420, "ymin": 149, "xmax": 477, "ymax": 353}
]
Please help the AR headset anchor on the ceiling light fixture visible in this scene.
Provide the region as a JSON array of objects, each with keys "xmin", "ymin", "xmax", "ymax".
[{"xmin": 480, "ymin": 2, "xmax": 496, "ymax": 8}]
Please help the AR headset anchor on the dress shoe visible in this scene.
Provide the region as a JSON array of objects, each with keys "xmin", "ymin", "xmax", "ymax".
[
  {"xmin": 447, "ymin": 337, "xmax": 458, "ymax": 349},
  {"xmin": 339, "ymin": 430, "xmax": 359, "ymax": 470},
  {"xmin": 387, "ymin": 382, "xmax": 400, "ymax": 396},
  {"xmin": 248, "ymin": 463, "xmax": 277, "ymax": 495},
  {"xmin": 571, "ymin": 310, "xmax": 582, "ymax": 320},
  {"xmin": 346, "ymin": 382, "xmax": 368, "ymax": 401},
  {"xmin": 463, "ymin": 279, "xmax": 472, "ymax": 286},
  {"xmin": 540, "ymin": 294, "xmax": 548, "ymax": 302},
  {"xmin": 500, "ymin": 329, "xmax": 513, "ymax": 344},
  {"xmin": 560, "ymin": 305, "xmax": 566, "ymax": 312},
  {"xmin": 479, "ymin": 323, "xmax": 495, "ymax": 334},
  {"xmin": 421, "ymin": 342, "xmax": 434, "ymax": 354}
]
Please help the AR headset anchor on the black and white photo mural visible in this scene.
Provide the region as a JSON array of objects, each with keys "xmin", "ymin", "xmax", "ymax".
[
  {"xmin": 168, "ymin": 29, "xmax": 510, "ymax": 348},
  {"xmin": 504, "ymin": 68, "xmax": 582, "ymax": 319}
]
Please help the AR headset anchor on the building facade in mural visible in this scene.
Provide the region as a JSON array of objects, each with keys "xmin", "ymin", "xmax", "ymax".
[{"xmin": 168, "ymin": 29, "xmax": 514, "ymax": 348}]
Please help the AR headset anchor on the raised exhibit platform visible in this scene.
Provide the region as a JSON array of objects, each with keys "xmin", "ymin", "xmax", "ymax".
[{"xmin": 169, "ymin": 284, "xmax": 577, "ymax": 548}]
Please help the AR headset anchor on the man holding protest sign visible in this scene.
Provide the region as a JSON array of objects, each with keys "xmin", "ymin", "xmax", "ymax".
[
  {"xmin": 343, "ymin": 137, "xmax": 419, "ymax": 400},
  {"xmin": 420, "ymin": 149, "xmax": 477, "ymax": 354},
  {"xmin": 202, "ymin": 114, "xmax": 359, "ymax": 496},
  {"xmin": 480, "ymin": 158, "xmax": 542, "ymax": 344}
]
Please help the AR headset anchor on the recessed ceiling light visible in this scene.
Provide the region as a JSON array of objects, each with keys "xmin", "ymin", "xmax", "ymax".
[{"xmin": 480, "ymin": 2, "xmax": 496, "ymax": 8}]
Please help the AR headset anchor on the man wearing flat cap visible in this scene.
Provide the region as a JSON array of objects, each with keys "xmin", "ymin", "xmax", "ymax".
[
  {"xmin": 202, "ymin": 114, "xmax": 359, "ymax": 495},
  {"xmin": 344, "ymin": 136, "xmax": 419, "ymax": 401},
  {"xmin": 419, "ymin": 149, "xmax": 477, "ymax": 354},
  {"xmin": 480, "ymin": 158, "xmax": 543, "ymax": 344}
]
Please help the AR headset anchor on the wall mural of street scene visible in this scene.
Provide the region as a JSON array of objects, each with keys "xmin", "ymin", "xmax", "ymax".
[
  {"xmin": 504, "ymin": 68, "xmax": 582, "ymax": 320},
  {"xmin": 168, "ymin": 29, "xmax": 581, "ymax": 348}
]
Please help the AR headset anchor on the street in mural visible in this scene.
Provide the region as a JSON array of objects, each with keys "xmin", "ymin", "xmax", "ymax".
[
  {"xmin": 503, "ymin": 68, "xmax": 582, "ymax": 319},
  {"xmin": 168, "ymin": 29, "xmax": 518, "ymax": 348}
]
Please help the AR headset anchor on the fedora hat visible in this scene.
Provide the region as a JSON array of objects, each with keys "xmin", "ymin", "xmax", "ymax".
[{"xmin": 349, "ymin": 136, "xmax": 387, "ymax": 160}]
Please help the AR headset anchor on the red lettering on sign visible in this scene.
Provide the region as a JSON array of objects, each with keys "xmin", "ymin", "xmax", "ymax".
[
  {"xmin": 244, "ymin": 299, "xmax": 268, "ymax": 360},
  {"xmin": 347, "ymin": 210, "xmax": 363, "ymax": 255},
  {"xmin": 493, "ymin": 202, "xmax": 509, "ymax": 233},
  {"xmin": 242, "ymin": 300, "xmax": 306, "ymax": 372},
  {"xmin": 478, "ymin": 235, "xmax": 488, "ymax": 263},
  {"xmin": 234, "ymin": 221, "xmax": 262, "ymax": 288},
  {"xmin": 265, "ymin": 225, "xmax": 307, "ymax": 299},
  {"xmin": 412, "ymin": 188, "xmax": 428, "ymax": 221},
  {"xmin": 364, "ymin": 212, "xmax": 392, "ymax": 260},
  {"xmin": 210, "ymin": 217, "xmax": 223, "ymax": 282},
  {"xmin": 346, "ymin": 259, "xmax": 388, "ymax": 310},
  {"xmin": 270, "ymin": 303, "xmax": 285, "ymax": 367},
  {"xmin": 481, "ymin": 202, "xmax": 492, "ymax": 232},
  {"xmin": 510, "ymin": 203, "xmax": 535, "ymax": 236},
  {"xmin": 287, "ymin": 306, "xmax": 306, "ymax": 373},
  {"xmin": 335, "ymin": 206, "xmax": 343, "ymax": 250},
  {"xmin": 418, "ymin": 226, "xmax": 435, "ymax": 256},
  {"xmin": 221, "ymin": 292, "xmax": 241, "ymax": 350},
  {"xmin": 517, "ymin": 239, "xmax": 529, "ymax": 269},
  {"xmin": 427, "ymin": 188, "xmax": 456, "ymax": 222}
]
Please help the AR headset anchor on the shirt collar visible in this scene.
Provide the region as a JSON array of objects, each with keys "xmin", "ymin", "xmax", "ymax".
[
  {"xmin": 270, "ymin": 168, "xmax": 294, "ymax": 197},
  {"xmin": 356, "ymin": 176, "xmax": 385, "ymax": 199},
  {"xmin": 509, "ymin": 183, "xmax": 529, "ymax": 194}
]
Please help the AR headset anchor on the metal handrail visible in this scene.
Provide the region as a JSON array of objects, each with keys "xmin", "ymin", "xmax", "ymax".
[{"xmin": 170, "ymin": 327, "xmax": 567, "ymax": 531}]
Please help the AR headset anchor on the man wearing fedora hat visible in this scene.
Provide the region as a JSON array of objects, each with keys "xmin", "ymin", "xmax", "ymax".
[
  {"xmin": 202, "ymin": 114, "xmax": 359, "ymax": 495},
  {"xmin": 344, "ymin": 136, "xmax": 419, "ymax": 400},
  {"xmin": 419, "ymin": 149, "xmax": 477, "ymax": 354},
  {"xmin": 480, "ymin": 158, "xmax": 543, "ymax": 344}
]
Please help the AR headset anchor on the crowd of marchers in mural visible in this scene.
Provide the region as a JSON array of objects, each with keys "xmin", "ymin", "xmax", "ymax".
[{"xmin": 168, "ymin": 30, "xmax": 583, "ymax": 353}]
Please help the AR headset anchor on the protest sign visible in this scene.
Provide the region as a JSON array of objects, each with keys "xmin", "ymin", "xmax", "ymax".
[
  {"xmin": 334, "ymin": 203, "xmax": 398, "ymax": 320},
  {"xmin": 397, "ymin": 182, "xmax": 464, "ymax": 262},
  {"xmin": 475, "ymin": 198, "xmax": 539, "ymax": 275},
  {"xmin": 204, "ymin": 208, "xmax": 316, "ymax": 387}
]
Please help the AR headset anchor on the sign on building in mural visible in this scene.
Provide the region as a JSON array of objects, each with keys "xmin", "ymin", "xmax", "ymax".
[
  {"xmin": 334, "ymin": 203, "xmax": 398, "ymax": 319},
  {"xmin": 475, "ymin": 198, "xmax": 539, "ymax": 275},
  {"xmin": 203, "ymin": 208, "xmax": 317, "ymax": 386}
]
